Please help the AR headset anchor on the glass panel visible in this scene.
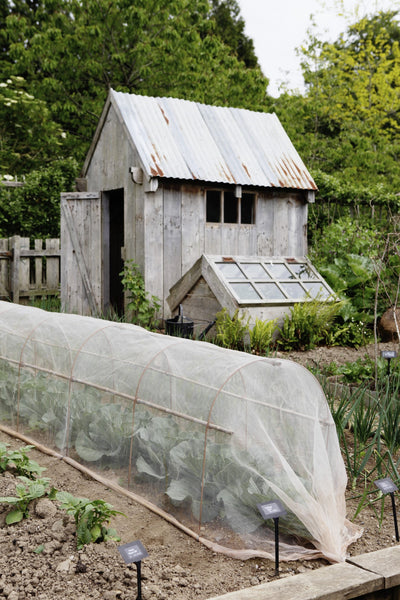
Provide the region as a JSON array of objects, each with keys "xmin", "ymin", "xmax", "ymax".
[
  {"xmin": 266, "ymin": 263, "xmax": 293, "ymax": 279},
  {"xmin": 224, "ymin": 191, "xmax": 238, "ymax": 223},
  {"xmin": 241, "ymin": 193, "xmax": 255, "ymax": 224},
  {"xmin": 303, "ymin": 282, "xmax": 331, "ymax": 299},
  {"xmin": 289, "ymin": 263, "xmax": 316, "ymax": 279},
  {"xmin": 240, "ymin": 263, "xmax": 270, "ymax": 279},
  {"xmin": 216, "ymin": 262, "xmax": 246, "ymax": 279},
  {"xmin": 230, "ymin": 282, "xmax": 260, "ymax": 300},
  {"xmin": 281, "ymin": 282, "xmax": 307, "ymax": 299},
  {"xmin": 206, "ymin": 190, "xmax": 221, "ymax": 223},
  {"xmin": 256, "ymin": 282, "xmax": 286, "ymax": 300}
]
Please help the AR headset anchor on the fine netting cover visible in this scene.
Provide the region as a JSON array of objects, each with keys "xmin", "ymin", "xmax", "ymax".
[{"xmin": 0, "ymin": 301, "xmax": 360, "ymax": 561}]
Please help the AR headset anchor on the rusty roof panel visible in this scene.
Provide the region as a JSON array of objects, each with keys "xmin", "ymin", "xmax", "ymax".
[{"xmin": 110, "ymin": 90, "xmax": 317, "ymax": 191}]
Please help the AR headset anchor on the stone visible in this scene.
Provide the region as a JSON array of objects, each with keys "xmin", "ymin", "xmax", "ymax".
[
  {"xmin": 56, "ymin": 558, "xmax": 73, "ymax": 573},
  {"xmin": 379, "ymin": 307, "xmax": 400, "ymax": 341},
  {"xmin": 35, "ymin": 498, "xmax": 57, "ymax": 519}
]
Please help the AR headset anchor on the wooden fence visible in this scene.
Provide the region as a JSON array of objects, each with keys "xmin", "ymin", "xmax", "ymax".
[{"xmin": 0, "ymin": 236, "xmax": 60, "ymax": 303}]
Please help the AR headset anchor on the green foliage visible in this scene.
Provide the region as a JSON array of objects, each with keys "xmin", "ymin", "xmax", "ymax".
[
  {"xmin": 324, "ymin": 317, "xmax": 373, "ymax": 349},
  {"xmin": 0, "ymin": 76, "xmax": 65, "ymax": 175},
  {"xmin": 214, "ymin": 308, "xmax": 249, "ymax": 350},
  {"xmin": 308, "ymin": 216, "xmax": 400, "ymax": 333},
  {"xmin": 29, "ymin": 295, "xmax": 61, "ymax": 312},
  {"xmin": 334, "ymin": 357, "xmax": 378, "ymax": 386},
  {"xmin": 314, "ymin": 359, "xmax": 400, "ymax": 495},
  {"xmin": 277, "ymin": 297, "xmax": 342, "ymax": 351},
  {"xmin": 249, "ymin": 318, "xmax": 277, "ymax": 355},
  {"xmin": 2, "ymin": 0, "xmax": 269, "ymax": 162},
  {"xmin": 0, "ymin": 476, "xmax": 51, "ymax": 524},
  {"xmin": 56, "ymin": 491, "xmax": 124, "ymax": 549},
  {"xmin": 74, "ymin": 403, "xmax": 133, "ymax": 463},
  {"xmin": 120, "ymin": 260, "xmax": 160, "ymax": 330},
  {"xmin": 0, "ymin": 158, "xmax": 78, "ymax": 237},
  {"xmin": 2, "ymin": 444, "xmax": 46, "ymax": 479},
  {"xmin": 272, "ymin": 11, "xmax": 400, "ymax": 195},
  {"xmin": 209, "ymin": 0, "xmax": 260, "ymax": 69},
  {"xmin": 297, "ymin": 12, "xmax": 400, "ymax": 189}
]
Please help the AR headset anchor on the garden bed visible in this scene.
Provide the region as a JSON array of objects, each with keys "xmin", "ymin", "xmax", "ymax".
[{"xmin": 0, "ymin": 342, "xmax": 398, "ymax": 599}]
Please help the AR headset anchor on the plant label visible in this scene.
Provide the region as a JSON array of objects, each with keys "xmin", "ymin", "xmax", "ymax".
[
  {"xmin": 257, "ymin": 499, "xmax": 286, "ymax": 520},
  {"xmin": 375, "ymin": 478, "xmax": 398, "ymax": 494},
  {"xmin": 381, "ymin": 351, "xmax": 397, "ymax": 359},
  {"xmin": 118, "ymin": 540, "xmax": 148, "ymax": 564}
]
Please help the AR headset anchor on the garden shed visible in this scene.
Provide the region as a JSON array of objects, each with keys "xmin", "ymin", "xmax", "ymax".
[{"xmin": 61, "ymin": 90, "xmax": 323, "ymax": 323}]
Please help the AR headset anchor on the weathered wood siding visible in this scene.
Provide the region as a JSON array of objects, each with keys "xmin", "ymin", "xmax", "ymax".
[
  {"xmin": 0, "ymin": 236, "xmax": 60, "ymax": 302},
  {"xmin": 83, "ymin": 103, "xmax": 141, "ymax": 274},
  {"xmin": 61, "ymin": 193, "xmax": 102, "ymax": 316},
  {"xmin": 78, "ymin": 103, "xmax": 309, "ymax": 320}
]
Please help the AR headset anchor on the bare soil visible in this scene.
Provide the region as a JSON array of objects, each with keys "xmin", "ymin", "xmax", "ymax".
[{"xmin": 0, "ymin": 342, "xmax": 398, "ymax": 600}]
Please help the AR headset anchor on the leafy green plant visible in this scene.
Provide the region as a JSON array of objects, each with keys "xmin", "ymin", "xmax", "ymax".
[
  {"xmin": 249, "ymin": 318, "xmax": 277, "ymax": 355},
  {"xmin": 214, "ymin": 308, "xmax": 249, "ymax": 351},
  {"xmin": 5, "ymin": 445, "xmax": 46, "ymax": 479},
  {"xmin": 324, "ymin": 316, "xmax": 373, "ymax": 348},
  {"xmin": 120, "ymin": 260, "xmax": 160, "ymax": 329},
  {"xmin": 56, "ymin": 491, "xmax": 124, "ymax": 549},
  {"xmin": 277, "ymin": 297, "xmax": 342, "ymax": 351},
  {"xmin": 0, "ymin": 442, "xmax": 11, "ymax": 472},
  {"xmin": 0, "ymin": 476, "xmax": 52, "ymax": 524},
  {"xmin": 74, "ymin": 403, "xmax": 133, "ymax": 463}
]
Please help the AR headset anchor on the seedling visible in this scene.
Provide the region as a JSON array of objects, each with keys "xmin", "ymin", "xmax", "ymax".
[
  {"xmin": 0, "ymin": 476, "xmax": 52, "ymax": 524},
  {"xmin": 56, "ymin": 491, "xmax": 125, "ymax": 549},
  {"xmin": 3, "ymin": 444, "xmax": 46, "ymax": 479}
]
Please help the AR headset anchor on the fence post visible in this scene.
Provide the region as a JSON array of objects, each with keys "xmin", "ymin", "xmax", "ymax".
[{"xmin": 10, "ymin": 235, "xmax": 20, "ymax": 304}]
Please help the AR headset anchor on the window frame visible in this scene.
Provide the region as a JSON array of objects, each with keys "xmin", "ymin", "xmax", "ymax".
[
  {"xmin": 209, "ymin": 256, "xmax": 336, "ymax": 305},
  {"xmin": 206, "ymin": 188, "xmax": 256, "ymax": 225}
]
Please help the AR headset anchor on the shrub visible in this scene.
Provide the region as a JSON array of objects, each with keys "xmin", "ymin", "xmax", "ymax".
[
  {"xmin": 250, "ymin": 318, "xmax": 277, "ymax": 355},
  {"xmin": 120, "ymin": 260, "xmax": 160, "ymax": 330},
  {"xmin": 276, "ymin": 297, "xmax": 342, "ymax": 351},
  {"xmin": 214, "ymin": 308, "xmax": 249, "ymax": 351}
]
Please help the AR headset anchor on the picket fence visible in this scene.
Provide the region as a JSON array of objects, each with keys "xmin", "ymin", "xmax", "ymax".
[{"xmin": 0, "ymin": 236, "xmax": 60, "ymax": 303}]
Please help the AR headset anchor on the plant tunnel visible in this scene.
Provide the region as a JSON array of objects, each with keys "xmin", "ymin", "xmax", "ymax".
[{"xmin": 0, "ymin": 301, "xmax": 360, "ymax": 562}]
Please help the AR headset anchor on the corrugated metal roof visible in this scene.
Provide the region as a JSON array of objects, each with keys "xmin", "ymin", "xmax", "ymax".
[{"xmin": 109, "ymin": 90, "xmax": 317, "ymax": 191}]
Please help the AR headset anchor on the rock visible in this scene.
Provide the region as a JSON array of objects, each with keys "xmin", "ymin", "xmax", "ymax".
[
  {"xmin": 35, "ymin": 498, "xmax": 57, "ymax": 519},
  {"xmin": 7, "ymin": 592, "xmax": 19, "ymax": 600},
  {"xmin": 102, "ymin": 591, "xmax": 123, "ymax": 600},
  {"xmin": 379, "ymin": 307, "xmax": 400, "ymax": 341},
  {"xmin": 56, "ymin": 558, "xmax": 73, "ymax": 573}
]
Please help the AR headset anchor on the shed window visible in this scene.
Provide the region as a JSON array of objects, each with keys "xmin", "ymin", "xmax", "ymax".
[
  {"xmin": 206, "ymin": 190, "xmax": 255, "ymax": 224},
  {"xmin": 211, "ymin": 257, "xmax": 334, "ymax": 304},
  {"xmin": 241, "ymin": 193, "xmax": 255, "ymax": 224},
  {"xmin": 206, "ymin": 190, "xmax": 221, "ymax": 222}
]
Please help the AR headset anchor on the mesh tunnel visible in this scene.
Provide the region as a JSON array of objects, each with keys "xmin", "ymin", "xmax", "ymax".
[{"xmin": 0, "ymin": 301, "xmax": 359, "ymax": 561}]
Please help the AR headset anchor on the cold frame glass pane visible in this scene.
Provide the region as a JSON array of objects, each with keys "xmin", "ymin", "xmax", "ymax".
[
  {"xmin": 303, "ymin": 282, "xmax": 331, "ymax": 299},
  {"xmin": 266, "ymin": 263, "xmax": 293, "ymax": 279},
  {"xmin": 240, "ymin": 263, "xmax": 270, "ymax": 279},
  {"xmin": 281, "ymin": 282, "xmax": 307, "ymax": 299},
  {"xmin": 216, "ymin": 262, "xmax": 246, "ymax": 279},
  {"xmin": 289, "ymin": 263, "xmax": 316, "ymax": 279},
  {"xmin": 256, "ymin": 282, "xmax": 286, "ymax": 300},
  {"xmin": 230, "ymin": 282, "xmax": 260, "ymax": 300}
]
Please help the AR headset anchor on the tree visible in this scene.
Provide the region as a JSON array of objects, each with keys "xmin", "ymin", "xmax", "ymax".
[
  {"xmin": 0, "ymin": 158, "xmax": 77, "ymax": 237},
  {"xmin": 2, "ymin": 0, "xmax": 269, "ymax": 163},
  {"xmin": 288, "ymin": 10, "xmax": 400, "ymax": 189},
  {"xmin": 209, "ymin": 0, "xmax": 260, "ymax": 68},
  {"xmin": 0, "ymin": 76, "xmax": 65, "ymax": 176}
]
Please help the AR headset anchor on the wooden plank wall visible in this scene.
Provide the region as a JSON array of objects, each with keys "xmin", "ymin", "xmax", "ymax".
[
  {"xmin": 0, "ymin": 236, "xmax": 60, "ymax": 302},
  {"xmin": 60, "ymin": 192, "xmax": 101, "ymax": 316}
]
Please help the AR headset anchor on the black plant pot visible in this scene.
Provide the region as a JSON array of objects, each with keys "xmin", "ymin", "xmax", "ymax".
[{"xmin": 165, "ymin": 315, "xmax": 194, "ymax": 338}]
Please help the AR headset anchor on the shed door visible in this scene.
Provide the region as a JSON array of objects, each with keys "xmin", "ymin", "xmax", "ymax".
[{"xmin": 60, "ymin": 192, "xmax": 102, "ymax": 316}]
